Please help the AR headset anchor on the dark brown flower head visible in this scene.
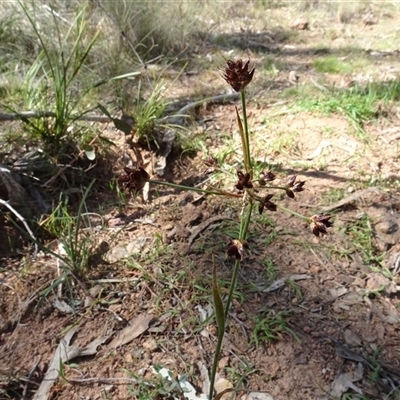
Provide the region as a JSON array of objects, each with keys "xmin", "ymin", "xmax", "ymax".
[
  {"xmin": 285, "ymin": 189, "xmax": 295, "ymax": 199},
  {"xmin": 203, "ymin": 155, "xmax": 219, "ymax": 175},
  {"xmin": 287, "ymin": 175, "xmax": 305, "ymax": 191},
  {"xmin": 286, "ymin": 175, "xmax": 305, "ymax": 198},
  {"xmin": 259, "ymin": 171, "xmax": 276, "ymax": 186},
  {"xmin": 258, "ymin": 194, "xmax": 277, "ymax": 214},
  {"xmin": 310, "ymin": 214, "xmax": 333, "ymax": 237},
  {"xmin": 235, "ymin": 170, "xmax": 253, "ymax": 191},
  {"xmin": 223, "ymin": 59, "xmax": 255, "ymax": 92},
  {"xmin": 227, "ymin": 239, "xmax": 248, "ymax": 260},
  {"xmin": 117, "ymin": 166, "xmax": 150, "ymax": 193}
]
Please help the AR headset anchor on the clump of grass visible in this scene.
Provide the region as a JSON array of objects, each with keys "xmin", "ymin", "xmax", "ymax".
[
  {"xmin": 295, "ymin": 80, "xmax": 400, "ymax": 138},
  {"xmin": 133, "ymin": 80, "xmax": 172, "ymax": 144},
  {"xmin": 96, "ymin": 0, "xmax": 226, "ymax": 58},
  {"xmin": 313, "ymin": 56, "xmax": 353, "ymax": 74},
  {"xmin": 252, "ymin": 310, "xmax": 299, "ymax": 347},
  {"xmin": 7, "ymin": 3, "xmax": 102, "ymax": 158}
]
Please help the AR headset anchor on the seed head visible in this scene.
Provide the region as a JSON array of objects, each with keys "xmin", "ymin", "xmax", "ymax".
[
  {"xmin": 223, "ymin": 59, "xmax": 255, "ymax": 92},
  {"xmin": 226, "ymin": 239, "xmax": 248, "ymax": 260},
  {"xmin": 259, "ymin": 171, "xmax": 276, "ymax": 186},
  {"xmin": 118, "ymin": 166, "xmax": 150, "ymax": 193},
  {"xmin": 310, "ymin": 214, "xmax": 333, "ymax": 237},
  {"xmin": 235, "ymin": 170, "xmax": 253, "ymax": 191},
  {"xmin": 286, "ymin": 175, "xmax": 305, "ymax": 198},
  {"xmin": 258, "ymin": 194, "xmax": 277, "ymax": 214}
]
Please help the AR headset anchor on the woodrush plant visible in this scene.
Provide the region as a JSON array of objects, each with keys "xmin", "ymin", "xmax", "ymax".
[{"xmin": 117, "ymin": 59, "xmax": 333, "ymax": 399}]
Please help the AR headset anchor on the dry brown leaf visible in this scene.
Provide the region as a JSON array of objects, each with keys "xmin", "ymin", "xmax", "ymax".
[
  {"xmin": 214, "ymin": 374, "xmax": 234, "ymax": 400},
  {"xmin": 33, "ymin": 327, "xmax": 108, "ymax": 400},
  {"xmin": 108, "ymin": 313, "xmax": 154, "ymax": 349}
]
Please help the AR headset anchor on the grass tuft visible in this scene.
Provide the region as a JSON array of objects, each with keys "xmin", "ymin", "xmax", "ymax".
[{"xmin": 313, "ymin": 56, "xmax": 353, "ymax": 74}]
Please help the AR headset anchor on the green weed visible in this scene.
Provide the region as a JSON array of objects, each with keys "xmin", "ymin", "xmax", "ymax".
[
  {"xmin": 341, "ymin": 214, "xmax": 392, "ymax": 278},
  {"xmin": 17, "ymin": 3, "xmax": 100, "ymax": 155},
  {"xmin": 125, "ymin": 367, "xmax": 185, "ymax": 400},
  {"xmin": 313, "ymin": 56, "xmax": 353, "ymax": 74},
  {"xmin": 252, "ymin": 310, "xmax": 299, "ymax": 347},
  {"xmin": 133, "ymin": 80, "xmax": 171, "ymax": 144},
  {"xmin": 296, "ymin": 80, "xmax": 400, "ymax": 139}
]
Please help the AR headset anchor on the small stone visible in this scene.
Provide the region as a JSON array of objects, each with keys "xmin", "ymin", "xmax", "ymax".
[
  {"xmin": 218, "ymin": 356, "xmax": 230, "ymax": 370},
  {"xmin": 125, "ymin": 353, "xmax": 133, "ymax": 363},
  {"xmin": 367, "ymin": 273, "xmax": 397, "ymax": 294},
  {"xmin": 343, "ymin": 329, "xmax": 361, "ymax": 347},
  {"xmin": 290, "ymin": 17, "xmax": 309, "ymax": 30},
  {"xmin": 106, "ymin": 245, "xmax": 128, "ymax": 263},
  {"xmin": 107, "ymin": 218, "xmax": 124, "ymax": 227},
  {"xmin": 142, "ymin": 338, "xmax": 158, "ymax": 351},
  {"xmin": 303, "ymin": 326, "xmax": 312, "ymax": 333},
  {"xmin": 309, "ymin": 265, "xmax": 320, "ymax": 274},
  {"xmin": 375, "ymin": 323, "xmax": 385, "ymax": 340}
]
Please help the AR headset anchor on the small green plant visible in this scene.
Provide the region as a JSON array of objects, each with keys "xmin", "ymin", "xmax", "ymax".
[
  {"xmin": 133, "ymin": 80, "xmax": 171, "ymax": 144},
  {"xmin": 41, "ymin": 196, "xmax": 74, "ymax": 237},
  {"xmin": 312, "ymin": 56, "xmax": 353, "ymax": 74},
  {"xmin": 296, "ymin": 80, "xmax": 400, "ymax": 139},
  {"xmin": 345, "ymin": 215, "xmax": 382, "ymax": 268},
  {"xmin": 261, "ymin": 258, "xmax": 278, "ymax": 279},
  {"xmin": 17, "ymin": 3, "xmax": 100, "ymax": 155},
  {"xmin": 125, "ymin": 366, "xmax": 190, "ymax": 400},
  {"xmin": 252, "ymin": 310, "xmax": 299, "ymax": 347},
  {"xmin": 38, "ymin": 180, "xmax": 99, "ymax": 305}
]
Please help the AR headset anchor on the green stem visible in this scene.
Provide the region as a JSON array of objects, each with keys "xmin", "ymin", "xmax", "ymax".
[
  {"xmin": 225, "ymin": 201, "xmax": 253, "ymax": 320},
  {"xmin": 208, "ymin": 320, "xmax": 225, "ymax": 400},
  {"xmin": 149, "ymin": 180, "xmax": 242, "ymax": 198},
  {"xmin": 210, "ymin": 210, "xmax": 257, "ymax": 400},
  {"xmin": 241, "ymin": 90, "xmax": 251, "ymax": 176},
  {"xmin": 208, "ymin": 88, "xmax": 253, "ymax": 399},
  {"xmin": 278, "ymin": 204, "xmax": 310, "ymax": 221}
]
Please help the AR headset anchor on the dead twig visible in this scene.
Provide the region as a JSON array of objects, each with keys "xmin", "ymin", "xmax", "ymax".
[
  {"xmin": 22, "ymin": 358, "xmax": 41, "ymax": 400},
  {"xmin": 0, "ymin": 198, "xmax": 38, "ymax": 257}
]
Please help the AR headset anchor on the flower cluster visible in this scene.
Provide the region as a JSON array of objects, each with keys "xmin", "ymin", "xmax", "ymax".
[{"xmin": 223, "ymin": 59, "xmax": 255, "ymax": 92}]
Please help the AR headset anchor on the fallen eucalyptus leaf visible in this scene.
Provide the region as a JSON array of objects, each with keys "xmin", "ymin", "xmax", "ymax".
[{"xmin": 108, "ymin": 313, "xmax": 153, "ymax": 349}]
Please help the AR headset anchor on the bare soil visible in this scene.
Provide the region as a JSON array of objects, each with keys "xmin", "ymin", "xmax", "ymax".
[{"xmin": 2, "ymin": 5, "xmax": 400, "ymax": 400}]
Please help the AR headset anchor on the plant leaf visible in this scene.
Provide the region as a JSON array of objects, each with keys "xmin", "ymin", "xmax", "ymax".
[
  {"xmin": 108, "ymin": 313, "xmax": 153, "ymax": 349},
  {"xmin": 214, "ymin": 388, "xmax": 235, "ymax": 400},
  {"xmin": 113, "ymin": 118, "xmax": 133, "ymax": 135},
  {"xmin": 97, "ymin": 103, "xmax": 112, "ymax": 118},
  {"xmin": 82, "ymin": 144, "xmax": 96, "ymax": 160},
  {"xmin": 235, "ymin": 106, "xmax": 249, "ymax": 173},
  {"xmin": 212, "ymin": 264, "xmax": 225, "ymax": 335}
]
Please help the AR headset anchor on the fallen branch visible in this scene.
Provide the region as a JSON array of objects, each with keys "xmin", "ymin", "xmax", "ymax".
[{"xmin": 0, "ymin": 198, "xmax": 38, "ymax": 258}]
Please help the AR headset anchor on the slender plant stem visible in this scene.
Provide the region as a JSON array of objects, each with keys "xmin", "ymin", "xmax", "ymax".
[
  {"xmin": 209, "ymin": 330, "xmax": 223, "ymax": 399},
  {"xmin": 278, "ymin": 204, "xmax": 309, "ymax": 221},
  {"xmin": 225, "ymin": 201, "xmax": 253, "ymax": 320},
  {"xmin": 149, "ymin": 180, "xmax": 242, "ymax": 198},
  {"xmin": 240, "ymin": 91, "xmax": 252, "ymax": 176},
  {"xmin": 209, "ymin": 258, "xmax": 225, "ymax": 400},
  {"xmin": 240, "ymin": 201, "xmax": 253, "ymax": 240},
  {"xmin": 210, "ymin": 87, "xmax": 254, "ymax": 399}
]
